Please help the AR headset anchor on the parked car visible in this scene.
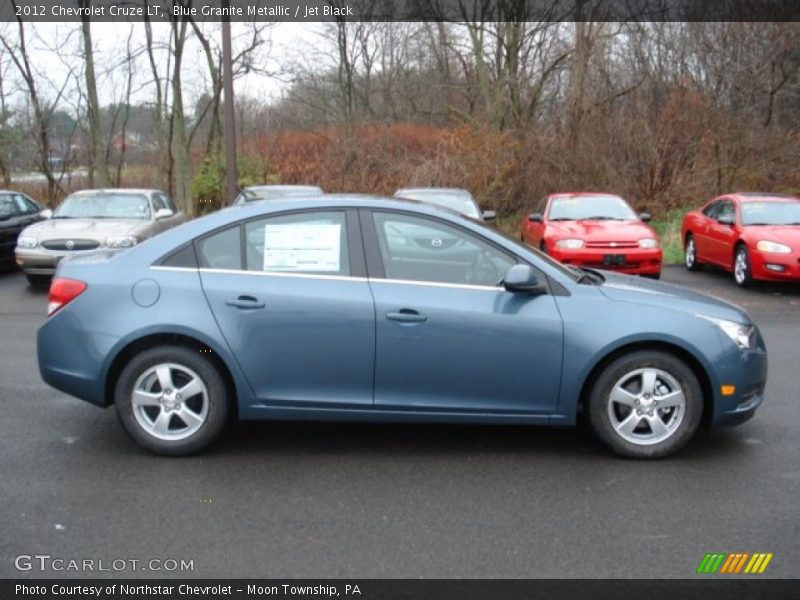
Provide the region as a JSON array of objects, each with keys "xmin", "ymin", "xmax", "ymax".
[
  {"xmin": 521, "ymin": 192, "xmax": 662, "ymax": 278},
  {"xmin": 16, "ymin": 188, "xmax": 186, "ymax": 286},
  {"xmin": 394, "ymin": 187, "xmax": 496, "ymax": 221},
  {"xmin": 0, "ymin": 191, "xmax": 48, "ymax": 269},
  {"xmin": 38, "ymin": 196, "xmax": 766, "ymax": 459},
  {"xmin": 233, "ymin": 185, "xmax": 324, "ymax": 206},
  {"xmin": 682, "ymin": 193, "xmax": 800, "ymax": 286}
]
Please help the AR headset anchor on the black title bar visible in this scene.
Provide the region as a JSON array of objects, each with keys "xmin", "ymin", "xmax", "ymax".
[{"xmin": 1, "ymin": 0, "xmax": 799, "ymax": 23}]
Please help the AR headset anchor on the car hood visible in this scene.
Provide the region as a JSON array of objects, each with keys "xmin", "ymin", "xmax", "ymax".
[
  {"xmin": 548, "ymin": 219, "xmax": 655, "ymax": 241},
  {"xmin": 597, "ymin": 271, "xmax": 751, "ymax": 324},
  {"xmin": 22, "ymin": 218, "xmax": 148, "ymax": 240},
  {"xmin": 741, "ymin": 225, "xmax": 800, "ymax": 248}
]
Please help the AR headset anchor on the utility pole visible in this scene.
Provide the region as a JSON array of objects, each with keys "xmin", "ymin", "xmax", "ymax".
[{"xmin": 222, "ymin": 2, "xmax": 237, "ymax": 204}]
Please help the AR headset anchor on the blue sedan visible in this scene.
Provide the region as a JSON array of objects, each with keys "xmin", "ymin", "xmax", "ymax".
[{"xmin": 37, "ymin": 196, "xmax": 767, "ymax": 458}]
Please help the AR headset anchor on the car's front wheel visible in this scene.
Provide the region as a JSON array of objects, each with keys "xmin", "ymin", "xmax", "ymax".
[
  {"xmin": 115, "ymin": 345, "xmax": 229, "ymax": 456},
  {"xmin": 588, "ymin": 350, "xmax": 703, "ymax": 458}
]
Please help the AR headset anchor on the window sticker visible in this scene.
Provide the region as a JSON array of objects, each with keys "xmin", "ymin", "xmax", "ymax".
[{"xmin": 263, "ymin": 223, "xmax": 341, "ymax": 272}]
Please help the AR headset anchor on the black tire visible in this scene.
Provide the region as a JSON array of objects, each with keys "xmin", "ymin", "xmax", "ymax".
[
  {"xmin": 115, "ymin": 345, "xmax": 229, "ymax": 456},
  {"xmin": 733, "ymin": 244, "xmax": 753, "ymax": 288},
  {"xmin": 588, "ymin": 350, "xmax": 703, "ymax": 459},
  {"xmin": 684, "ymin": 234, "xmax": 703, "ymax": 271},
  {"xmin": 25, "ymin": 273, "xmax": 51, "ymax": 288},
  {"xmin": 539, "ymin": 241, "xmax": 547, "ymax": 255}
]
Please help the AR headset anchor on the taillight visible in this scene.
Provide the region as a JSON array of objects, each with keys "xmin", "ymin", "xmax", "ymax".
[{"xmin": 47, "ymin": 277, "xmax": 87, "ymax": 317}]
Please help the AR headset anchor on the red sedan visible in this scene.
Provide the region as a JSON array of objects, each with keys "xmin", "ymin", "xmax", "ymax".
[
  {"xmin": 682, "ymin": 193, "xmax": 800, "ymax": 286},
  {"xmin": 520, "ymin": 193, "xmax": 662, "ymax": 278}
]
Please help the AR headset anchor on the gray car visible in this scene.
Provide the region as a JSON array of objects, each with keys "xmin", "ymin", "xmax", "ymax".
[
  {"xmin": 15, "ymin": 188, "xmax": 186, "ymax": 286},
  {"xmin": 233, "ymin": 184, "xmax": 324, "ymax": 206},
  {"xmin": 394, "ymin": 187, "xmax": 496, "ymax": 221}
]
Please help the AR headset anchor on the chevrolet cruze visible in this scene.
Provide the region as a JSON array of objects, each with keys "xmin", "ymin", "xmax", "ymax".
[{"xmin": 37, "ymin": 196, "xmax": 767, "ymax": 458}]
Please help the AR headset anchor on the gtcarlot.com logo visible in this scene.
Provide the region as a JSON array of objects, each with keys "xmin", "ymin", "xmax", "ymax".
[{"xmin": 697, "ymin": 552, "xmax": 773, "ymax": 574}]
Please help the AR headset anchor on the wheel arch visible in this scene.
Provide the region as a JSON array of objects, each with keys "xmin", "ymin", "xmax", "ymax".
[
  {"xmin": 103, "ymin": 331, "xmax": 240, "ymax": 420},
  {"xmin": 577, "ymin": 340, "xmax": 714, "ymax": 428}
]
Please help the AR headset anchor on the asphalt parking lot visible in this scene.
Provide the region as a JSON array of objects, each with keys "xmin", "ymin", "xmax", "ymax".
[{"xmin": 1, "ymin": 265, "xmax": 798, "ymax": 579}]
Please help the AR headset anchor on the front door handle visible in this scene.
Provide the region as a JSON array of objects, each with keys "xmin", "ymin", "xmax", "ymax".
[
  {"xmin": 386, "ymin": 309, "xmax": 427, "ymax": 323},
  {"xmin": 225, "ymin": 296, "xmax": 265, "ymax": 310}
]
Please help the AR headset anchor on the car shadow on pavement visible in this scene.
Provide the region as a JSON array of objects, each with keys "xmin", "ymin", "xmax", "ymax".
[
  {"xmin": 683, "ymin": 264, "xmax": 800, "ymax": 296},
  {"xmin": 199, "ymin": 420, "xmax": 754, "ymax": 464}
]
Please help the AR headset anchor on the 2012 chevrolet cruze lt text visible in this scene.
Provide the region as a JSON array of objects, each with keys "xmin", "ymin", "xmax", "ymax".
[{"xmin": 37, "ymin": 196, "xmax": 767, "ymax": 458}]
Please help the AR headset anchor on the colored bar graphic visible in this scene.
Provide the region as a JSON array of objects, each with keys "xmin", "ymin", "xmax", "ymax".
[{"xmin": 699, "ymin": 552, "xmax": 773, "ymax": 575}]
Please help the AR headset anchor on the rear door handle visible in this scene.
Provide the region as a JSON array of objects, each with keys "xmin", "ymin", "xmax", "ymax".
[
  {"xmin": 386, "ymin": 309, "xmax": 427, "ymax": 323},
  {"xmin": 225, "ymin": 296, "xmax": 265, "ymax": 310}
]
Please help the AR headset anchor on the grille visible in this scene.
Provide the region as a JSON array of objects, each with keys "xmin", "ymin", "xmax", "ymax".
[
  {"xmin": 41, "ymin": 239, "xmax": 101, "ymax": 251},
  {"xmin": 585, "ymin": 241, "xmax": 638, "ymax": 249}
]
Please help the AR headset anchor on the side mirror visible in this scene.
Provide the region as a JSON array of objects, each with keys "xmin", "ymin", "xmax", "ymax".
[
  {"xmin": 39, "ymin": 209, "xmax": 53, "ymax": 219},
  {"xmin": 639, "ymin": 212, "xmax": 651, "ymax": 222},
  {"xmin": 155, "ymin": 208, "xmax": 174, "ymax": 220},
  {"xmin": 528, "ymin": 213, "xmax": 543, "ymax": 223},
  {"xmin": 717, "ymin": 214, "xmax": 734, "ymax": 226},
  {"xmin": 481, "ymin": 210, "xmax": 496, "ymax": 221},
  {"xmin": 503, "ymin": 264, "xmax": 546, "ymax": 295}
]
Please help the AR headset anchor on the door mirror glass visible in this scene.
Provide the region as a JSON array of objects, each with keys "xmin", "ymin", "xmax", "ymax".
[
  {"xmin": 40, "ymin": 209, "xmax": 53, "ymax": 219},
  {"xmin": 528, "ymin": 213, "xmax": 543, "ymax": 223},
  {"xmin": 155, "ymin": 208, "xmax": 174, "ymax": 220},
  {"xmin": 481, "ymin": 210, "xmax": 496, "ymax": 221},
  {"xmin": 503, "ymin": 264, "xmax": 546, "ymax": 294}
]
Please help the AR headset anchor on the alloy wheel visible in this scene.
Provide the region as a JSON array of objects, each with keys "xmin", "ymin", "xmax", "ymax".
[
  {"xmin": 606, "ymin": 367, "xmax": 686, "ymax": 446},
  {"xmin": 131, "ymin": 363, "xmax": 209, "ymax": 441}
]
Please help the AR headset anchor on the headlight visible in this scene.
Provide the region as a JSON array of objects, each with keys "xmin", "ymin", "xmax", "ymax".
[
  {"xmin": 17, "ymin": 236, "xmax": 37, "ymax": 249},
  {"xmin": 638, "ymin": 238, "xmax": 660, "ymax": 249},
  {"xmin": 105, "ymin": 235, "xmax": 139, "ymax": 248},
  {"xmin": 698, "ymin": 316, "xmax": 755, "ymax": 349},
  {"xmin": 756, "ymin": 240, "xmax": 791, "ymax": 254},
  {"xmin": 555, "ymin": 238, "xmax": 585, "ymax": 249}
]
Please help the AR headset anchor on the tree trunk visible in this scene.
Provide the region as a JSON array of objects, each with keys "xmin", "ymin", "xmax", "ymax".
[{"xmin": 80, "ymin": 2, "xmax": 109, "ymax": 187}]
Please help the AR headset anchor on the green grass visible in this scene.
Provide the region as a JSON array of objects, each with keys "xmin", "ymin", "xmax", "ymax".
[
  {"xmin": 651, "ymin": 211, "xmax": 684, "ymax": 265},
  {"xmin": 491, "ymin": 210, "xmax": 685, "ymax": 264}
]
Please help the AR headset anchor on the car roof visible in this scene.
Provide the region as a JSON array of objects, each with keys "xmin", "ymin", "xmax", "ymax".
[
  {"xmin": 245, "ymin": 185, "xmax": 323, "ymax": 192},
  {"xmin": 395, "ymin": 187, "xmax": 471, "ymax": 196},
  {"xmin": 730, "ymin": 193, "xmax": 799, "ymax": 203},
  {"xmin": 69, "ymin": 188, "xmax": 162, "ymax": 196},
  {"xmin": 547, "ymin": 192, "xmax": 625, "ymax": 199}
]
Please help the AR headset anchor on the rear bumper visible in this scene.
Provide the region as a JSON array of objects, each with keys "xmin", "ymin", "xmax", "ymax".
[{"xmin": 549, "ymin": 246, "xmax": 662, "ymax": 275}]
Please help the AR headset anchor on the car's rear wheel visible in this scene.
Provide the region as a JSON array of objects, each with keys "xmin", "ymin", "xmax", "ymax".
[
  {"xmin": 733, "ymin": 244, "xmax": 753, "ymax": 287},
  {"xmin": 684, "ymin": 234, "xmax": 703, "ymax": 271},
  {"xmin": 115, "ymin": 345, "xmax": 229, "ymax": 456},
  {"xmin": 588, "ymin": 350, "xmax": 703, "ymax": 458}
]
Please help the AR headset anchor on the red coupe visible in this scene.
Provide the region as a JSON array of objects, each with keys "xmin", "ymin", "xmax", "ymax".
[
  {"xmin": 682, "ymin": 193, "xmax": 800, "ymax": 286},
  {"xmin": 520, "ymin": 193, "xmax": 662, "ymax": 278}
]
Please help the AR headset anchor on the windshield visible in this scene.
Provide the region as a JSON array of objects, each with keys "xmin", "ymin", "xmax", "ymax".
[
  {"xmin": 399, "ymin": 191, "xmax": 481, "ymax": 218},
  {"xmin": 492, "ymin": 226, "xmax": 583, "ymax": 282},
  {"xmin": 53, "ymin": 193, "xmax": 151, "ymax": 220},
  {"xmin": 548, "ymin": 195, "xmax": 637, "ymax": 221},
  {"xmin": 740, "ymin": 201, "xmax": 800, "ymax": 226}
]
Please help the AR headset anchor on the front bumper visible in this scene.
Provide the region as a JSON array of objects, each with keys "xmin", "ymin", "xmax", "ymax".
[
  {"xmin": 710, "ymin": 329, "xmax": 768, "ymax": 428},
  {"xmin": 16, "ymin": 247, "xmax": 85, "ymax": 275},
  {"xmin": 749, "ymin": 250, "xmax": 800, "ymax": 282},
  {"xmin": 548, "ymin": 246, "xmax": 662, "ymax": 275}
]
